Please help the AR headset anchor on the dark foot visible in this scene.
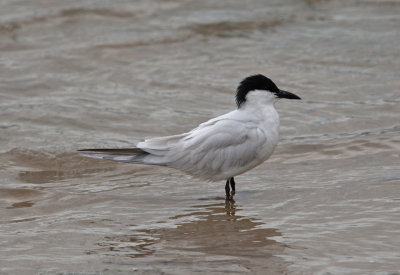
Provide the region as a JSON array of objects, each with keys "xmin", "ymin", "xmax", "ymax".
[
  {"xmin": 225, "ymin": 177, "xmax": 236, "ymax": 200},
  {"xmin": 225, "ymin": 179, "xmax": 231, "ymax": 200},
  {"xmin": 230, "ymin": 177, "xmax": 236, "ymax": 197}
]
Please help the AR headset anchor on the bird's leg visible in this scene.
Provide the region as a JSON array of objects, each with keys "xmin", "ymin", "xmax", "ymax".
[
  {"xmin": 225, "ymin": 177, "xmax": 236, "ymax": 200},
  {"xmin": 225, "ymin": 179, "xmax": 231, "ymax": 200},
  {"xmin": 229, "ymin": 177, "xmax": 236, "ymax": 197}
]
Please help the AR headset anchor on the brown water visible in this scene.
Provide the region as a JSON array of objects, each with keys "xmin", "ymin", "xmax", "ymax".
[{"xmin": 1, "ymin": 0, "xmax": 400, "ymax": 274}]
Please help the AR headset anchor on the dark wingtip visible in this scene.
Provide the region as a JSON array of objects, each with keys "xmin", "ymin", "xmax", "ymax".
[{"xmin": 77, "ymin": 148, "xmax": 149, "ymax": 155}]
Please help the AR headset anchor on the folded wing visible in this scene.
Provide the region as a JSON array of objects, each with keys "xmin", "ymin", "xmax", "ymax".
[
  {"xmin": 78, "ymin": 116, "xmax": 269, "ymax": 181},
  {"xmin": 162, "ymin": 119, "xmax": 267, "ymax": 180}
]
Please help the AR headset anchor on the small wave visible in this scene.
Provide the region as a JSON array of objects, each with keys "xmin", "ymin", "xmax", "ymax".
[
  {"xmin": 274, "ymin": 134, "xmax": 400, "ymax": 163},
  {"xmin": 0, "ymin": 7, "xmax": 137, "ymax": 37},
  {"xmin": 1, "ymin": 148, "xmax": 124, "ymax": 184},
  {"xmin": 188, "ymin": 17, "xmax": 290, "ymax": 37}
]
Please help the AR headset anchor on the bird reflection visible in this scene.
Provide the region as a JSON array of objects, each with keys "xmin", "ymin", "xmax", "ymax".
[
  {"xmin": 94, "ymin": 198, "xmax": 288, "ymax": 272},
  {"xmin": 224, "ymin": 197, "xmax": 236, "ymax": 216}
]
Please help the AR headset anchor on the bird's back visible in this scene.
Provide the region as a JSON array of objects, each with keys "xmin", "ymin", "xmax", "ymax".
[{"xmin": 138, "ymin": 106, "xmax": 280, "ymax": 181}]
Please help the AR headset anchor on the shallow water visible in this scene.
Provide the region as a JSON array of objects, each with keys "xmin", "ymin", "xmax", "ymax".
[{"xmin": 1, "ymin": 0, "xmax": 400, "ymax": 274}]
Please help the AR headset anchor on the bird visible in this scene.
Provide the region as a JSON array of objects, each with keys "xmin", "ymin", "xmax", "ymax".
[{"xmin": 78, "ymin": 74, "xmax": 301, "ymax": 200}]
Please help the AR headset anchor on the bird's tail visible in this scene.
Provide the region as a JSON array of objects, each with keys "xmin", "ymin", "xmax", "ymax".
[{"xmin": 78, "ymin": 148, "xmax": 149, "ymax": 164}]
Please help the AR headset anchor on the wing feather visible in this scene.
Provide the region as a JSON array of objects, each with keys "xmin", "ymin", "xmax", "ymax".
[
  {"xmin": 77, "ymin": 148, "xmax": 149, "ymax": 163},
  {"xmin": 78, "ymin": 110, "xmax": 272, "ymax": 180},
  {"xmin": 166, "ymin": 119, "xmax": 267, "ymax": 180}
]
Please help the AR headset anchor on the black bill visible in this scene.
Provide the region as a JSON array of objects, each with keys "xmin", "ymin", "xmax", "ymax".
[{"xmin": 277, "ymin": 89, "xmax": 301, "ymax": 100}]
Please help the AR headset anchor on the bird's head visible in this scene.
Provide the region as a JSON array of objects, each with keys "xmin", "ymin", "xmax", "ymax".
[{"xmin": 236, "ymin": 74, "xmax": 301, "ymax": 108}]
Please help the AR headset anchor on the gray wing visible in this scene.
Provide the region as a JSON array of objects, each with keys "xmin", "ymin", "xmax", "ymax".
[{"xmin": 162, "ymin": 119, "xmax": 267, "ymax": 180}]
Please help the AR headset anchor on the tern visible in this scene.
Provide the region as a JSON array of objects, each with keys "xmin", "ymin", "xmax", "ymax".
[{"xmin": 79, "ymin": 74, "xmax": 301, "ymax": 200}]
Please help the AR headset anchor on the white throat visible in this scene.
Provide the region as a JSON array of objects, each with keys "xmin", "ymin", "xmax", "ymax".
[
  {"xmin": 238, "ymin": 90, "xmax": 280, "ymax": 127},
  {"xmin": 241, "ymin": 90, "xmax": 277, "ymax": 109}
]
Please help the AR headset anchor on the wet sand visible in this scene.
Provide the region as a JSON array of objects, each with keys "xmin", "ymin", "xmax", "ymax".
[{"xmin": 1, "ymin": 0, "xmax": 400, "ymax": 274}]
